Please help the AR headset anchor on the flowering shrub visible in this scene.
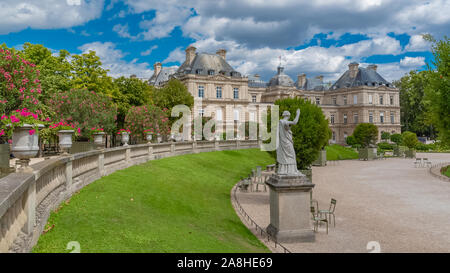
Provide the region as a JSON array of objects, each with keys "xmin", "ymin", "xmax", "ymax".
[
  {"xmin": 49, "ymin": 121, "xmax": 81, "ymax": 135},
  {"xmin": 125, "ymin": 105, "xmax": 170, "ymax": 138},
  {"xmin": 49, "ymin": 89, "xmax": 117, "ymax": 136},
  {"xmin": 90, "ymin": 127, "xmax": 104, "ymax": 134},
  {"xmin": 0, "ymin": 46, "xmax": 43, "ymax": 114},
  {"xmin": 0, "ymin": 108, "xmax": 44, "ymax": 137},
  {"xmin": 117, "ymin": 129, "xmax": 131, "ymax": 135}
]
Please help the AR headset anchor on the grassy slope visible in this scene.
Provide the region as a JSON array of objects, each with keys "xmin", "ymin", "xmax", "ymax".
[
  {"xmin": 33, "ymin": 149, "xmax": 274, "ymax": 253},
  {"xmin": 443, "ymin": 166, "xmax": 450, "ymax": 178},
  {"xmin": 325, "ymin": 144, "xmax": 359, "ymax": 161}
]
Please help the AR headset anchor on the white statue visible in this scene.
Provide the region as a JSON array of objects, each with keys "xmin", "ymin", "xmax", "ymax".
[{"xmin": 276, "ymin": 109, "xmax": 303, "ymax": 175}]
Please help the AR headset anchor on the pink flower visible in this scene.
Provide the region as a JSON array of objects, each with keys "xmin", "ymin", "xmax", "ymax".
[
  {"xmin": 10, "ymin": 115, "xmax": 19, "ymax": 123},
  {"xmin": 77, "ymin": 128, "xmax": 81, "ymax": 134},
  {"xmin": 28, "ymin": 129, "xmax": 35, "ymax": 135}
]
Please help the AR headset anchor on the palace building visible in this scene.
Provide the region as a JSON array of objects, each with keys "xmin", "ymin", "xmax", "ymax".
[{"xmin": 149, "ymin": 46, "xmax": 401, "ymax": 144}]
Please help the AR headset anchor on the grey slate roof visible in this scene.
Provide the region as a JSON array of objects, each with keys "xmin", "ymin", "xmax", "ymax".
[
  {"xmin": 248, "ymin": 74, "xmax": 268, "ymax": 88},
  {"xmin": 268, "ymin": 67, "xmax": 294, "ymax": 87},
  {"xmin": 176, "ymin": 53, "xmax": 241, "ymax": 77},
  {"xmin": 295, "ymin": 77, "xmax": 328, "ymax": 91},
  {"xmin": 149, "ymin": 66, "xmax": 178, "ymax": 86},
  {"xmin": 330, "ymin": 66, "xmax": 392, "ymax": 90}
]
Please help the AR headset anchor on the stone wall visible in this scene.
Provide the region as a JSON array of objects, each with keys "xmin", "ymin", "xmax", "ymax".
[{"xmin": 0, "ymin": 139, "xmax": 260, "ymax": 253}]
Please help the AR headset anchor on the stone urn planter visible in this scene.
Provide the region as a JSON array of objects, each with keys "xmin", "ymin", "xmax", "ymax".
[
  {"xmin": 358, "ymin": 147, "xmax": 377, "ymax": 161},
  {"xmin": 405, "ymin": 149, "xmax": 416, "ymax": 158},
  {"xmin": 93, "ymin": 132, "xmax": 105, "ymax": 149},
  {"xmin": 146, "ymin": 133, "xmax": 153, "ymax": 143},
  {"xmin": 58, "ymin": 130, "xmax": 74, "ymax": 154},
  {"xmin": 121, "ymin": 132, "xmax": 130, "ymax": 146},
  {"xmin": 11, "ymin": 124, "xmax": 44, "ymax": 172},
  {"xmin": 312, "ymin": 149, "xmax": 327, "ymax": 166}
]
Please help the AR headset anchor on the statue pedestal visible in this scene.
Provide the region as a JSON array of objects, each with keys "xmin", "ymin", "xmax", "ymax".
[{"xmin": 265, "ymin": 174, "xmax": 315, "ymax": 243}]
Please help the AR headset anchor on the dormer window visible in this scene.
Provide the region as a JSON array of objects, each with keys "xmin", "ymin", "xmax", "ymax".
[
  {"xmin": 196, "ymin": 69, "xmax": 202, "ymax": 74},
  {"xmin": 208, "ymin": 70, "xmax": 215, "ymax": 75}
]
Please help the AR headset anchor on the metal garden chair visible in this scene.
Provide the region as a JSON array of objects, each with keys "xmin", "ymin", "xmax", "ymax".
[
  {"xmin": 311, "ymin": 206, "xmax": 328, "ymax": 234},
  {"xmin": 422, "ymin": 158, "xmax": 432, "ymax": 168},
  {"xmin": 319, "ymin": 198, "xmax": 337, "ymax": 227},
  {"xmin": 414, "ymin": 158, "xmax": 422, "ymax": 168}
]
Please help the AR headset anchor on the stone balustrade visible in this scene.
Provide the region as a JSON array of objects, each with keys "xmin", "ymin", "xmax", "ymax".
[{"xmin": 0, "ymin": 139, "xmax": 260, "ymax": 253}]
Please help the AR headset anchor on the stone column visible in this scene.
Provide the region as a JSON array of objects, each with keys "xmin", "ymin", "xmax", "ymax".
[
  {"xmin": 266, "ymin": 174, "xmax": 315, "ymax": 243},
  {"xmin": 98, "ymin": 152, "xmax": 105, "ymax": 176},
  {"xmin": 23, "ymin": 180, "xmax": 36, "ymax": 235},
  {"xmin": 214, "ymin": 140, "xmax": 219, "ymax": 151},
  {"xmin": 170, "ymin": 143, "xmax": 175, "ymax": 154},
  {"xmin": 125, "ymin": 147, "xmax": 131, "ymax": 164},
  {"xmin": 65, "ymin": 159, "xmax": 73, "ymax": 192},
  {"xmin": 148, "ymin": 144, "xmax": 153, "ymax": 160}
]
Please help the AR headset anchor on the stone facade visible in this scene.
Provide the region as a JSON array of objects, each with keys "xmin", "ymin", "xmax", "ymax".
[{"xmin": 149, "ymin": 46, "xmax": 401, "ymax": 144}]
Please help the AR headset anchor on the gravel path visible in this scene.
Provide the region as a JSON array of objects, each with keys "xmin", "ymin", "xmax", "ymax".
[{"xmin": 236, "ymin": 153, "xmax": 450, "ymax": 253}]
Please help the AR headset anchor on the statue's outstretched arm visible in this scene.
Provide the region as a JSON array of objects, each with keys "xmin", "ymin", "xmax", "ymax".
[{"xmin": 287, "ymin": 109, "xmax": 300, "ymax": 126}]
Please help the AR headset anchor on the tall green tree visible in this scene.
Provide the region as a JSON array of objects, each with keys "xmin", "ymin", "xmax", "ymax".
[
  {"xmin": 112, "ymin": 76, "xmax": 154, "ymax": 128},
  {"xmin": 352, "ymin": 123, "xmax": 378, "ymax": 148},
  {"xmin": 152, "ymin": 79, "xmax": 194, "ymax": 112},
  {"xmin": 70, "ymin": 50, "xmax": 117, "ymax": 95},
  {"xmin": 423, "ymin": 36, "xmax": 450, "ymax": 145},
  {"xmin": 395, "ymin": 70, "xmax": 434, "ymax": 137}
]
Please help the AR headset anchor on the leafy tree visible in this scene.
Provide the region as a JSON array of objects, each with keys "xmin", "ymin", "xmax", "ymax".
[
  {"xmin": 49, "ymin": 89, "xmax": 117, "ymax": 136},
  {"xmin": 390, "ymin": 133, "xmax": 402, "ymax": 145},
  {"xmin": 346, "ymin": 135, "xmax": 357, "ymax": 146},
  {"xmin": 70, "ymin": 50, "xmax": 117, "ymax": 95},
  {"xmin": 395, "ymin": 70, "xmax": 434, "ymax": 137},
  {"xmin": 269, "ymin": 98, "xmax": 331, "ymax": 170},
  {"xmin": 153, "ymin": 79, "xmax": 194, "ymax": 114},
  {"xmin": 401, "ymin": 131, "xmax": 418, "ymax": 149},
  {"xmin": 423, "ymin": 36, "xmax": 450, "ymax": 145},
  {"xmin": 112, "ymin": 76, "xmax": 154, "ymax": 128},
  {"xmin": 381, "ymin": 132, "xmax": 391, "ymax": 141},
  {"xmin": 353, "ymin": 123, "xmax": 378, "ymax": 147}
]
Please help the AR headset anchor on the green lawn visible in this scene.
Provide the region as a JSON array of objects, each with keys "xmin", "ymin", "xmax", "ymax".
[
  {"xmin": 33, "ymin": 149, "xmax": 274, "ymax": 253},
  {"xmin": 325, "ymin": 144, "xmax": 359, "ymax": 161},
  {"xmin": 442, "ymin": 165, "xmax": 450, "ymax": 178}
]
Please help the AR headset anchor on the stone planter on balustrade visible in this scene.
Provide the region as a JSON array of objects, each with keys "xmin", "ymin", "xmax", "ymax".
[
  {"xmin": 58, "ymin": 130, "xmax": 74, "ymax": 155},
  {"xmin": 358, "ymin": 147, "xmax": 377, "ymax": 161},
  {"xmin": 145, "ymin": 133, "xmax": 153, "ymax": 143},
  {"xmin": 93, "ymin": 132, "xmax": 105, "ymax": 149},
  {"xmin": 11, "ymin": 124, "xmax": 44, "ymax": 172},
  {"xmin": 121, "ymin": 132, "xmax": 130, "ymax": 146}
]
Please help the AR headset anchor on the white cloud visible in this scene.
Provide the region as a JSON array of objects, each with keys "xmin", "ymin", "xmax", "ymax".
[
  {"xmin": 141, "ymin": 45, "xmax": 158, "ymax": 56},
  {"xmin": 78, "ymin": 41, "xmax": 153, "ymax": 78},
  {"xmin": 0, "ymin": 0, "xmax": 105, "ymax": 34},
  {"xmin": 405, "ymin": 35, "xmax": 431, "ymax": 52},
  {"xmin": 163, "ymin": 47, "xmax": 185, "ymax": 63},
  {"xmin": 399, "ymin": 56, "xmax": 425, "ymax": 68},
  {"xmin": 113, "ymin": 23, "xmax": 138, "ymax": 40}
]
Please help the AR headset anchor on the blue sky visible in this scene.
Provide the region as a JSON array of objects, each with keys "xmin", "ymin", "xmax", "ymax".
[{"xmin": 0, "ymin": 0, "xmax": 448, "ymax": 83}]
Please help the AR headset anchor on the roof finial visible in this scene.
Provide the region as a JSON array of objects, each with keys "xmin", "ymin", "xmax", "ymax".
[{"xmin": 278, "ymin": 55, "xmax": 282, "ymax": 67}]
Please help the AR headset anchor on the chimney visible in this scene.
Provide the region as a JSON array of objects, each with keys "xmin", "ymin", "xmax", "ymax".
[
  {"xmin": 297, "ymin": 73, "xmax": 306, "ymax": 88},
  {"xmin": 153, "ymin": 62, "xmax": 162, "ymax": 76},
  {"xmin": 367, "ymin": 64, "xmax": 378, "ymax": 71},
  {"xmin": 315, "ymin": 75, "xmax": 324, "ymax": 83},
  {"xmin": 185, "ymin": 46, "xmax": 196, "ymax": 65},
  {"xmin": 348, "ymin": 62, "xmax": 359, "ymax": 78},
  {"xmin": 216, "ymin": 49, "xmax": 227, "ymax": 60}
]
